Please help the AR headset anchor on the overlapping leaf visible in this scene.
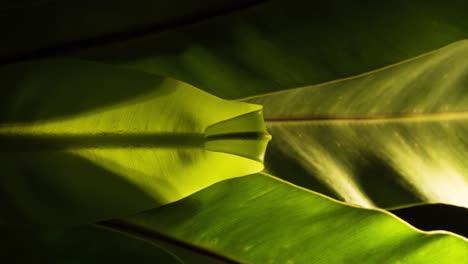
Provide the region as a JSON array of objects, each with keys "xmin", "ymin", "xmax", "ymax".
[
  {"xmin": 246, "ymin": 40, "xmax": 468, "ymax": 209},
  {"xmin": 1, "ymin": 0, "xmax": 468, "ymax": 262},
  {"xmin": 100, "ymin": 174, "xmax": 468, "ymax": 263},
  {"xmin": 0, "ymin": 225, "xmax": 180, "ymax": 263},
  {"xmin": 0, "ymin": 0, "xmax": 260, "ymax": 61},
  {"xmin": 0, "ymin": 59, "xmax": 269, "ymax": 226},
  {"xmin": 78, "ymin": 0, "xmax": 468, "ymax": 99}
]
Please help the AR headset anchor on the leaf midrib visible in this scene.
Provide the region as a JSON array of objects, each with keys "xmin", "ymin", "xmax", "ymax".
[
  {"xmin": 0, "ymin": 131, "xmax": 270, "ymax": 151},
  {"xmin": 264, "ymin": 110, "xmax": 468, "ymax": 124}
]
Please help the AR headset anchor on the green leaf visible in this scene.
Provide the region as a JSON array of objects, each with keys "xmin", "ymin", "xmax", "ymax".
[
  {"xmin": 0, "ymin": 0, "xmax": 261, "ymax": 61},
  {"xmin": 101, "ymin": 173, "xmax": 468, "ymax": 263},
  {"xmin": 0, "ymin": 59, "xmax": 269, "ymax": 227},
  {"xmin": 78, "ymin": 0, "xmax": 468, "ymax": 99},
  {"xmin": 0, "ymin": 225, "xmax": 181, "ymax": 263},
  {"xmin": 246, "ymin": 40, "xmax": 468, "ymax": 209}
]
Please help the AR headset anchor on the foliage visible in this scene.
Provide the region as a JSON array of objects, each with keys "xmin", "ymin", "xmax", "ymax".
[{"xmin": 1, "ymin": 0, "xmax": 467, "ymax": 263}]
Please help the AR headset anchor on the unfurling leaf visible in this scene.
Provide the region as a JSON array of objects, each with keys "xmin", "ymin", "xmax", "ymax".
[{"xmin": 0, "ymin": 59, "xmax": 270, "ymax": 227}]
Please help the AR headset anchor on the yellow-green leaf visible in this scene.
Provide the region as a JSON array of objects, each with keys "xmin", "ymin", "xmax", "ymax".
[
  {"xmin": 246, "ymin": 40, "xmax": 468, "ymax": 209},
  {"xmin": 102, "ymin": 173, "xmax": 468, "ymax": 263},
  {"xmin": 0, "ymin": 59, "xmax": 269, "ymax": 227}
]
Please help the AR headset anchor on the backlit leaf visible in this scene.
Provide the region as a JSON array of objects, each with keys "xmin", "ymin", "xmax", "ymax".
[
  {"xmin": 0, "ymin": 59, "xmax": 269, "ymax": 227},
  {"xmin": 246, "ymin": 40, "xmax": 468, "ymax": 209},
  {"xmin": 102, "ymin": 173, "xmax": 468, "ymax": 263}
]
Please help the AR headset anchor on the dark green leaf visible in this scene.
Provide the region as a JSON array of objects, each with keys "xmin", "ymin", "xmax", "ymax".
[
  {"xmin": 0, "ymin": 0, "xmax": 262, "ymax": 62},
  {"xmin": 0, "ymin": 225, "xmax": 181, "ymax": 264},
  {"xmin": 78, "ymin": 0, "xmax": 468, "ymax": 99}
]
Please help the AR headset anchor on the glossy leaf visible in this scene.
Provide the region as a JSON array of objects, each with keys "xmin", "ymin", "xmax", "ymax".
[
  {"xmin": 78, "ymin": 0, "xmax": 468, "ymax": 99},
  {"xmin": 102, "ymin": 174, "xmax": 468, "ymax": 263},
  {"xmin": 0, "ymin": 59, "xmax": 269, "ymax": 227},
  {"xmin": 246, "ymin": 40, "xmax": 468, "ymax": 209}
]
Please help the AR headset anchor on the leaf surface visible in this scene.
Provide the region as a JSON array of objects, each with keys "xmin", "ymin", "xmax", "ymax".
[
  {"xmin": 102, "ymin": 173, "xmax": 468, "ymax": 263},
  {"xmin": 78, "ymin": 0, "xmax": 468, "ymax": 99},
  {"xmin": 0, "ymin": 59, "xmax": 269, "ymax": 226},
  {"xmin": 246, "ymin": 40, "xmax": 468, "ymax": 209},
  {"xmin": 0, "ymin": 0, "xmax": 263, "ymax": 62},
  {"xmin": 0, "ymin": 225, "xmax": 181, "ymax": 264}
]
